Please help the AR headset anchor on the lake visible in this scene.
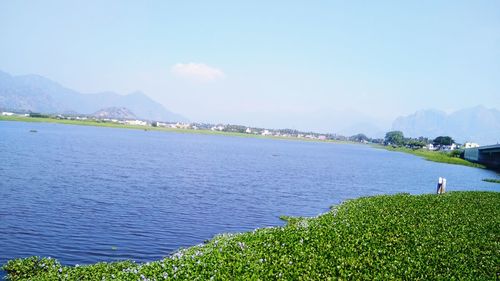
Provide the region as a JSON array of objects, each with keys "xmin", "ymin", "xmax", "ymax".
[{"xmin": 1, "ymin": 121, "xmax": 498, "ymax": 275}]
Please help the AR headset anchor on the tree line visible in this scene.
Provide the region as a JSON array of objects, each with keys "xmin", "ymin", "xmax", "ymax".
[{"xmin": 383, "ymin": 131, "xmax": 455, "ymax": 148}]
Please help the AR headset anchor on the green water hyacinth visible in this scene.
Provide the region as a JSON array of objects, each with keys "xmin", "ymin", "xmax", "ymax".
[{"xmin": 3, "ymin": 191, "xmax": 499, "ymax": 280}]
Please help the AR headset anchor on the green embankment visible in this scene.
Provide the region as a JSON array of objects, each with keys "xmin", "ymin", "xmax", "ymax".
[
  {"xmin": 4, "ymin": 191, "xmax": 499, "ymax": 280},
  {"xmin": 483, "ymin": 178, "xmax": 500, "ymax": 184},
  {"xmin": 375, "ymin": 145, "xmax": 485, "ymax": 168},
  {"xmin": 0, "ymin": 115, "xmax": 253, "ymax": 136}
]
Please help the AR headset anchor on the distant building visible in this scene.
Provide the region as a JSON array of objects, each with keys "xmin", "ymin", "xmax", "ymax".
[
  {"xmin": 245, "ymin": 128, "xmax": 252, "ymax": 134},
  {"xmin": 426, "ymin": 143, "xmax": 435, "ymax": 150},
  {"xmin": 464, "ymin": 142, "xmax": 480, "ymax": 149},
  {"xmin": 175, "ymin": 122, "xmax": 190, "ymax": 129},
  {"xmin": 262, "ymin": 130, "xmax": 271, "ymax": 136},
  {"xmin": 152, "ymin": 121, "xmax": 168, "ymax": 127},
  {"xmin": 125, "ymin": 120, "xmax": 147, "ymax": 126},
  {"xmin": 1, "ymin": 112, "xmax": 14, "ymax": 116},
  {"xmin": 440, "ymin": 143, "xmax": 457, "ymax": 151}
]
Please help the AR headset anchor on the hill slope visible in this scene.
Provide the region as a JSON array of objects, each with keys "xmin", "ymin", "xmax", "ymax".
[
  {"xmin": 392, "ymin": 106, "xmax": 500, "ymax": 145},
  {"xmin": 92, "ymin": 107, "xmax": 137, "ymax": 119},
  {"xmin": 0, "ymin": 70, "xmax": 186, "ymax": 122}
]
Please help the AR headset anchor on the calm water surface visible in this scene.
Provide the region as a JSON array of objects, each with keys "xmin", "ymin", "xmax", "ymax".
[{"xmin": 1, "ymin": 121, "xmax": 498, "ymax": 273}]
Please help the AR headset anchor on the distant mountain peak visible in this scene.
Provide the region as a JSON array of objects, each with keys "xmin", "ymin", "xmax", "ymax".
[
  {"xmin": 392, "ymin": 106, "xmax": 500, "ymax": 145},
  {"xmin": 0, "ymin": 70, "xmax": 188, "ymax": 122}
]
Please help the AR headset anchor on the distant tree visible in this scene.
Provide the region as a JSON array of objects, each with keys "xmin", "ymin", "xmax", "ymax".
[
  {"xmin": 350, "ymin": 133, "xmax": 370, "ymax": 142},
  {"xmin": 433, "ymin": 136, "xmax": 454, "ymax": 146},
  {"xmin": 384, "ymin": 131, "xmax": 405, "ymax": 146},
  {"xmin": 406, "ymin": 139, "xmax": 426, "ymax": 149},
  {"xmin": 29, "ymin": 112, "xmax": 48, "ymax": 118},
  {"xmin": 448, "ymin": 149, "xmax": 463, "ymax": 158},
  {"xmin": 416, "ymin": 136, "xmax": 430, "ymax": 144}
]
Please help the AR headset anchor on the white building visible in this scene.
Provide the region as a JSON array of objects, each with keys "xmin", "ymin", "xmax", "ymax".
[
  {"xmin": 125, "ymin": 120, "xmax": 148, "ymax": 126},
  {"xmin": 1, "ymin": 112, "xmax": 14, "ymax": 116},
  {"xmin": 245, "ymin": 128, "xmax": 252, "ymax": 134},
  {"xmin": 152, "ymin": 121, "xmax": 168, "ymax": 127},
  {"xmin": 441, "ymin": 143, "xmax": 457, "ymax": 151},
  {"xmin": 464, "ymin": 142, "xmax": 480, "ymax": 149},
  {"xmin": 176, "ymin": 122, "xmax": 190, "ymax": 129},
  {"xmin": 426, "ymin": 143, "xmax": 435, "ymax": 150}
]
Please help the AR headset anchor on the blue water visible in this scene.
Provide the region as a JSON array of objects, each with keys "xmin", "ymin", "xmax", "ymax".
[{"xmin": 1, "ymin": 121, "xmax": 498, "ymax": 275}]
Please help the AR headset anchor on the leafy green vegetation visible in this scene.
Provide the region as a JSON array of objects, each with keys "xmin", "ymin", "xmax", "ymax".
[
  {"xmin": 432, "ymin": 135, "xmax": 455, "ymax": 146},
  {"xmin": 384, "ymin": 130, "xmax": 406, "ymax": 146},
  {"xmin": 382, "ymin": 131, "xmax": 457, "ymax": 149},
  {"xmin": 4, "ymin": 192, "xmax": 499, "ymax": 280},
  {"xmin": 377, "ymin": 145, "xmax": 485, "ymax": 168},
  {"xmin": 483, "ymin": 178, "xmax": 500, "ymax": 184}
]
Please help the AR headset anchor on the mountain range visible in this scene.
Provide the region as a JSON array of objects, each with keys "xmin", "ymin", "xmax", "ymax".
[
  {"xmin": 392, "ymin": 106, "xmax": 500, "ymax": 145},
  {"xmin": 1, "ymin": 71, "xmax": 498, "ymax": 144},
  {"xmin": 0, "ymin": 70, "xmax": 186, "ymax": 122}
]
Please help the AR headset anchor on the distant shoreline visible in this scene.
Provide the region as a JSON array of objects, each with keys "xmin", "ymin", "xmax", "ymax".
[
  {"xmin": 373, "ymin": 144, "xmax": 485, "ymax": 169},
  {"xmin": 0, "ymin": 115, "xmax": 353, "ymax": 144},
  {"xmin": 2, "ymin": 116, "xmax": 488, "ymax": 170}
]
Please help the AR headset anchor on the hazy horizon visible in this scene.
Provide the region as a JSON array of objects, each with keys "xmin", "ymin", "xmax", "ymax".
[{"xmin": 1, "ymin": 1, "xmax": 499, "ymax": 133}]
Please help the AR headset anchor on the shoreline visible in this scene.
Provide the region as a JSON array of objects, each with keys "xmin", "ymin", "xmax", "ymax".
[
  {"xmin": 0, "ymin": 116, "xmax": 353, "ymax": 145},
  {"xmin": 372, "ymin": 144, "xmax": 486, "ymax": 169},
  {"xmin": 3, "ymin": 191, "xmax": 499, "ymax": 280},
  {"xmin": 2, "ymin": 116, "xmax": 487, "ymax": 169}
]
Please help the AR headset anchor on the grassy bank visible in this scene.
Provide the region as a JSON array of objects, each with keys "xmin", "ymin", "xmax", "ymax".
[
  {"xmin": 3, "ymin": 191, "xmax": 499, "ymax": 280},
  {"xmin": 0, "ymin": 115, "xmax": 258, "ymax": 136},
  {"xmin": 375, "ymin": 145, "xmax": 485, "ymax": 169},
  {"xmin": 483, "ymin": 178, "xmax": 500, "ymax": 184},
  {"xmin": 0, "ymin": 115, "xmax": 349, "ymax": 144}
]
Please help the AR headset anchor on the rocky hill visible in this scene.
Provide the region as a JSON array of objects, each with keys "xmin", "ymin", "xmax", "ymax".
[
  {"xmin": 92, "ymin": 107, "xmax": 137, "ymax": 119},
  {"xmin": 392, "ymin": 106, "xmax": 500, "ymax": 145},
  {"xmin": 0, "ymin": 70, "xmax": 187, "ymax": 122}
]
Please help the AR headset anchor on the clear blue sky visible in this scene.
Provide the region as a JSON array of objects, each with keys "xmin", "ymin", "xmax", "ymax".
[{"xmin": 1, "ymin": 1, "xmax": 499, "ymax": 133}]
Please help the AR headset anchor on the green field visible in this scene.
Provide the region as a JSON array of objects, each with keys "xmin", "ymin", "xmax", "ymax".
[
  {"xmin": 3, "ymin": 191, "xmax": 499, "ymax": 280},
  {"xmin": 375, "ymin": 145, "xmax": 485, "ymax": 169}
]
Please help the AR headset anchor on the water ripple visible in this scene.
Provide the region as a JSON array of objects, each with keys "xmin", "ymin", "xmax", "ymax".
[{"xmin": 0, "ymin": 121, "xmax": 498, "ymax": 277}]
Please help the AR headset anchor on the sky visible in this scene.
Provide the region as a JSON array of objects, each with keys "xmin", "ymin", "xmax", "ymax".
[{"xmin": 1, "ymin": 1, "xmax": 499, "ymax": 133}]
